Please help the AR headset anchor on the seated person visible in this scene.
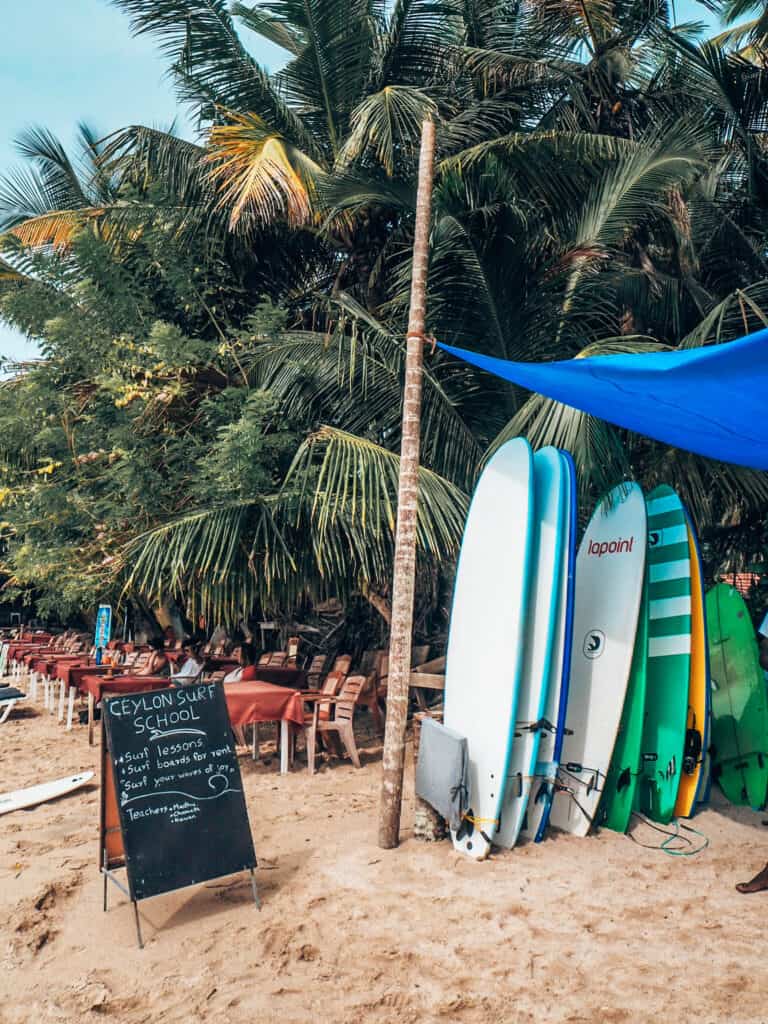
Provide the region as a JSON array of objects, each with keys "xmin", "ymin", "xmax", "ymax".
[
  {"xmin": 171, "ymin": 638, "xmax": 204, "ymax": 683},
  {"xmin": 223, "ymin": 642, "xmax": 256, "ymax": 683},
  {"xmin": 240, "ymin": 647, "xmax": 263, "ymax": 682},
  {"xmin": 135, "ymin": 636, "xmax": 170, "ymax": 677}
]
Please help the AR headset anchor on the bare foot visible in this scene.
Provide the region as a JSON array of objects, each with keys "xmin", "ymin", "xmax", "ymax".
[{"xmin": 736, "ymin": 864, "xmax": 768, "ymax": 893}]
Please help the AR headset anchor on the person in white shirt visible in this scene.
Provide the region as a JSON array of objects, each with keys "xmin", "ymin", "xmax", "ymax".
[
  {"xmin": 222, "ymin": 642, "xmax": 256, "ymax": 683},
  {"xmin": 171, "ymin": 639, "xmax": 204, "ymax": 683}
]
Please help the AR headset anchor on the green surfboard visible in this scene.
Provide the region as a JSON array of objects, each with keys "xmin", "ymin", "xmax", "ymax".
[
  {"xmin": 636, "ymin": 485, "xmax": 691, "ymax": 823},
  {"xmin": 706, "ymin": 583, "xmax": 768, "ymax": 809},
  {"xmin": 600, "ymin": 580, "xmax": 649, "ymax": 832}
]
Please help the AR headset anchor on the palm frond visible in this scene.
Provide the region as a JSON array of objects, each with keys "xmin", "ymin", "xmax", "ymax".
[
  {"xmin": 122, "ymin": 497, "xmax": 295, "ymax": 624},
  {"xmin": 206, "ymin": 111, "xmax": 325, "ymax": 226},
  {"xmin": 281, "ymin": 424, "xmax": 469, "ymax": 581},
  {"xmin": 6, "ymin": 209, "xmax": 102, "ymax": 250},
  {"xmin": 233, "ymin": 1, "xmax": 305, "ymax": 55},
  {"xmin": 111, "ymin": 0, "xmax": 318, "ymax": 154},
  {"xmin": 339, "ymin": 86, "xmax": 436, "ymax": 175}
]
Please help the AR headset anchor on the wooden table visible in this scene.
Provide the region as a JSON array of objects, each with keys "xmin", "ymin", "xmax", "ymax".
[{"xmin": 223, "ymin": 681, "xmax": 304, "ymax": 773}]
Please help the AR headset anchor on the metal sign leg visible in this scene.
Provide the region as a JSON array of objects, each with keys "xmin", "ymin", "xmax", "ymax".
[
  {"xmin": 132, "ymin": 900, "xmax": 144, "ymax": 949},
  {"xmin": 249, "ymin": 867, "xmax": 261, "ymax": 910}
]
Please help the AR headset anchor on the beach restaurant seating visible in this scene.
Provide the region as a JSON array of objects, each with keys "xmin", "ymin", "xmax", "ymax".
[
  {"xmin": 305, "ymin": 654, "xmax": 328, "ymax": 689},
  {"xmin": 305, "ymin": 674, "xmax": 368, "ymax": 774},
  {"xmin": 332, "ymin": 654, "xmax": 353, "ymax": 675}
]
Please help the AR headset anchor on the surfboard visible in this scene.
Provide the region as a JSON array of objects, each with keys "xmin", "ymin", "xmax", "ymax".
[
  {"xmin": 636, "ymin": 485, "xmax": 691, "ymax": 823},
  {"xmin": 0, "ymin": 771, "xmax": 95, "ymax": 815},
  {"xmin": 706, "ymin": 583, "xmax": 768, "ymax": 809},
  {"xmin": 443, "ymin": 437, "xmax": 535, "ymax": 860},
  {"xmin": 496, "ymin": 447, "xmax": 566, "ymax": 849},
  {"xmin": 549, "ymin": 482, "xmax": 647, "ymax": 837},
  {"xmin": 521, "ymin": 451, "xmax": 576, "ymax": 843},
  {"xmin": 599, "ymin": 577, "xmax": 649, "ymax": 833},
  {"xmin": 673, "ymin": 517, "xmax": 708, "ymax": 817}
]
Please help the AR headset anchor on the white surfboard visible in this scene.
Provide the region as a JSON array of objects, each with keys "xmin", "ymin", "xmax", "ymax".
[
  {"xmin": 549, "ymin": 482, "xmax": 646, "ymax": 837},
  {"xmin": 443, "ymin": 437, "xmax": 534, "ymax": 860},
  {"xmin": 495, "ymin": 447, "xmax": 566, "ymax": 849},
  {"xmin": 0, "ymin": 771, "xmax": 94, "ymax": 815},
  {"xmin": 521, "ymin": 450, "xmax": 576, "ymax": 842}
]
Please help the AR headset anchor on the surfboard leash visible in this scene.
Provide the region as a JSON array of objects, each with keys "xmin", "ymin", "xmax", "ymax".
[{"xmin": 627, "ymin": 812, "xmax": 709, "ymax": 856}]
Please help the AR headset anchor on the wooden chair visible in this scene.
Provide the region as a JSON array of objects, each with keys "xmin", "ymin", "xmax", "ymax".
[
  {"xmin": 411, "ymin": 644, "xmax": 431, "ymax": 667},
  {"xmin": 286, "ymin": 636, "xmax": 300, "ymax": 665},
  {"xmin": 332, "ymin": 654, "xmax": 352, "ymax": 675},
  {"xmin": 300, "ymin": 669, "xmax": 346, "ymax": 723},
  {"xmin": 269, "ymin": 651, "xmax": 288, "ymax": 667},
  {"xmin": 257, "ymin": 652, "xmax": 271, "ymax": 666},
  {"xmin": 306, "ymin": 653, "xmax": 328, "ymax": 689},
  {"xmin": 306, "ymin": 675, "xmax": 367, "ymax": 774}
]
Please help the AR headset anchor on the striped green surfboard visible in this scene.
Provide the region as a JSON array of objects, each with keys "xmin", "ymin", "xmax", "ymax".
[{"xmin": 636, "ymin": 485, "xmax": 691, "ymax": 823}]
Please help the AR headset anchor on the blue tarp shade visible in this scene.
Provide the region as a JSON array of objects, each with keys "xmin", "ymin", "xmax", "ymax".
[{"xmin": 440, "ymin": 327, "xmax": 768, "ymax": 470}]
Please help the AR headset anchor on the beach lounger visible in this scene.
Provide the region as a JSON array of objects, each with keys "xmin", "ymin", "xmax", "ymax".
[{"xmin": 0, "ymin": 686, "xmax": 28, "ymax": 723}]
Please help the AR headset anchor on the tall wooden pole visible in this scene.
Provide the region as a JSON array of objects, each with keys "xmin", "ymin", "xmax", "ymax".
[{"xmin": 378, "ymin": 118, "xmax": 436, "ymax": 849}]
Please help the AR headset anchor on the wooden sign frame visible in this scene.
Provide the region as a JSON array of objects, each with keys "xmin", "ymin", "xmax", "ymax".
[{"xmin": 98, "ymin": 691, "xmax": 259, "ymax": 949}]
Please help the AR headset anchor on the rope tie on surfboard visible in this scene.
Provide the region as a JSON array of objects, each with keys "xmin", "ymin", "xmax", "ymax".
[{"xmin": 458, "ymin": 811, "xmax": 499, "ymax": 845}]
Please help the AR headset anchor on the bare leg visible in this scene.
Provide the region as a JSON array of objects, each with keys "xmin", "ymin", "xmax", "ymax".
[{"xmin": 736, "ymin": 863, "xmax": 768, "ymax": 894}]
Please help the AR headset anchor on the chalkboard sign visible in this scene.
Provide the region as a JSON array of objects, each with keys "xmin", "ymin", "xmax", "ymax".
[{"xmin": 102, "ymin": 683, "xmax": 257, "ymax": 906}]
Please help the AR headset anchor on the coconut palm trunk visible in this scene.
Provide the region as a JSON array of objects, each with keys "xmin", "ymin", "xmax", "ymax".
[{"xmin": 378, "ymin": 118, "xmax": 436, "ymax": 850}]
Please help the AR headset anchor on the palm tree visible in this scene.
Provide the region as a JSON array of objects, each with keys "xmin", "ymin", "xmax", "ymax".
[
  {"xmin": 0, "ymin": 123, "xmax": 118, "ymax": 248},
  {"xmin": 379, "ymin": 117, "xmax": 435, "ymax": 849},
  {"xmin": 5, "ymin": 0, "xmax": 768, "ymax": 627}
]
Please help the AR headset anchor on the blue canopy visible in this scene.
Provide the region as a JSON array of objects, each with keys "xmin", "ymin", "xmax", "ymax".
[{"xmin": 440, "ymin": 328, "xmax": 768, "ymax": 470}]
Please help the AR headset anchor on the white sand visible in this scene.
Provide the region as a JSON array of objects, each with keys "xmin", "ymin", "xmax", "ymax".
[{"xmin": 2, "ymin": 700, "xmax": 768, "ymax": 1023}]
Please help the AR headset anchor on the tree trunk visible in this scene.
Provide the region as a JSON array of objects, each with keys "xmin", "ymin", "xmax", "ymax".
[{"xmin": 378, "ymin": 119, "xmax": 437, "ymax": 849}]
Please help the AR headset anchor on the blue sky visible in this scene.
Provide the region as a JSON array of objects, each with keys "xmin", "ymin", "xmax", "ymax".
[
  {"xmin": 0, "ymin": 1, "xmax": 281, "ymax": 363},
  {"xmin": 0, "ymin": 0, "xmax": 716, "ymax": 363}
]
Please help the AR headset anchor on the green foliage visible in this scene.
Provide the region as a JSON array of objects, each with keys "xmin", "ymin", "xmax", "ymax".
[{"xmin": 0, "ymin": 0, "xmax": 767, "ymax": 626}]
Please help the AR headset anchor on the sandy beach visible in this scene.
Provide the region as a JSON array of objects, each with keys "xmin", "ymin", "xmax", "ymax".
[{"xmin": 2, "ymin": 700, "xmax": 768, "ymax": 1024}]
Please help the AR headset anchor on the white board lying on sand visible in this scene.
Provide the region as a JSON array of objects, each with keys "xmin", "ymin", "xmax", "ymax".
[{"xmin": 0, "ymin": 771, "xmax": 94, "ymax": 815}]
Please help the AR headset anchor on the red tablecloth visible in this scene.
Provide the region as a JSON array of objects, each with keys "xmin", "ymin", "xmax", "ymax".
[
  {"xmin": 20, "ymin": 647, "xmax": 54, "ymax": 665},
  {"xmin": 32, "ymin": 654, "xmax": 84, "ymax": 677},
  {"xmin": 6, "ymin": 644, "xmax": 33, "ymax": 661},
  {"xmin": 224, "ymin": 681, "xmax": 304, "ymax": 727},
  {"xmin": 57, "ymin": 662, "xmax": 108, "ymax": 688},
  {"xmin": 251, "ymin": 666, "xmax": 308, "ymax": 689},
  {"xmin": 79, "ymin": 673, "xmax": 172, "ymax": 701},
  {"xmin": 7, "ymin": 641, "xmax": 53, "ymax": 661}
]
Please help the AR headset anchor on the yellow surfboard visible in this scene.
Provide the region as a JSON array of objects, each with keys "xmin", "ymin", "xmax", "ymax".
[{"xmin": 674, "ymin": 522, "xmax": 707, "ymax": 817}]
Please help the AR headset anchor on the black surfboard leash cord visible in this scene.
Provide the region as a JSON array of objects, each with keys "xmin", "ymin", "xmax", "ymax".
[{"xmin": 626, "ymin": 812, "xmax": 709, "ymax": 856}]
